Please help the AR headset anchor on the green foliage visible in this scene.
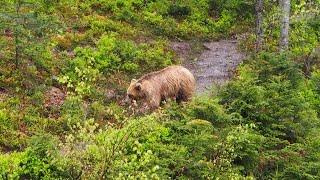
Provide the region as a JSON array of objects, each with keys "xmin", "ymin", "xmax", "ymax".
[
  {"xmin": 209, "ymin": 0, "xmax": 255, "ymax": 20},
  {"xmin": 243, "ymin": 0, "xmax": 320, "ymax": 56},
  {"xmin": 221, "ymin": 53, "xmax": 318, "ymax": 139},
  {"xmin": 167, "ymin": 4, "xmax": 191, "ymax": 19},
  {"xmin": 0, "ymin": 0, "xmax": 319, "ymax": 179},
  {"xmin": 310, "ymin": 70, "xmax": 320, "ymax": 112},
  {"xmin": 187, "ymin": 96, "xmax": 230, "ymax": 126},
  {"xmin": 58, "ymin": 33, "xmax": 173, "ymax": 96},
  {"xmin": 0, "ymin": 109, "xmax": 22, "ymax": 150},
  {"xmin": 0, "ymin": 0, "xmax": 58, "ymax": 69},
  {"xmin": 219, "ymin": 53, "xmax": 320, "ymax": 178},
  {"xmin": 60, "ymin": 95, "xmax": 86, "ymax": 128},
  {"xmin": 225, "ymin": 124, "xmax": 264, "ymax": 174},
  {"xmin": 0, "ymin": 133, "xmax": 69, "ymax": 179}
]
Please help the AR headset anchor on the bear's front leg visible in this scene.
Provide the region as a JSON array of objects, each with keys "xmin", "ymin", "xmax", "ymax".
[{"xmin": 147, "ymin": 95, "xmax": 161, "ymax": 111}]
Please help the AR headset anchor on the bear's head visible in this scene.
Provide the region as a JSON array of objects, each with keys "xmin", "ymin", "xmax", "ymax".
[{"xmin": 126, "ymin": 79, "xmax": 145, "ymax": 103}]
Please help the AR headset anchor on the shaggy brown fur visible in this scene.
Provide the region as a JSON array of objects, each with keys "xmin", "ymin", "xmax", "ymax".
[{"xmin": 126, "ymin": 65, "xmax": 196, "ymax": 110}]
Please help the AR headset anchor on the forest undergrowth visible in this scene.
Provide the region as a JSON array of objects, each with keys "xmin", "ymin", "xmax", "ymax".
[{"xmin": 0, "ymin": 0, "xmax": 319, "ymax": 179}]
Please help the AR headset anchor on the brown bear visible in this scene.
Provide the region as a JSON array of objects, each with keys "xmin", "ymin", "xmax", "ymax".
[{"xmin": 126, "ymin": 65, "xmax": 195, "ymax": 110}]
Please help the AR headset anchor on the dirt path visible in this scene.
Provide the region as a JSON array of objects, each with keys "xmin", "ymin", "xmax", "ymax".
[{"xmin": 171, "ymin": 40, "xmax": 245, "ymax": 93}]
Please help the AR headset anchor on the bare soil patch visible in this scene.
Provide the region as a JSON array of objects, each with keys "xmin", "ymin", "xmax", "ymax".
[{"xmin": 171, "ymin": 40, "xmax": 245, "ymax": 93}]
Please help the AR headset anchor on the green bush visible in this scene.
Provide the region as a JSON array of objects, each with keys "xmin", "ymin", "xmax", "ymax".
[
  {"xmin": 0, "ymin": 1, "xmax": 319, "ymax": 179},
  {"xmin": 167, "ymin": 4, "xmax": 191, "ymax": 19},
  {"xmin": 310, "ymin": 70, "xmax": 320, "ymax": 113},
  {"xmin": 0, "ymin": 134, "xmax": 68, "ymax": 179},
  {"xmin": 187, "ymin": 96, "xmax": 230, "ymax": 126},
  {"xmin": 60, "ymin": 95, "xmax": 86, "ymax": 128},
  {"xmin": 58, "ymin": 33, "xmax": 173, "ymax": 96},
  {"xmin": 0, "ymin": 109, "xmax": 22, "ymax": 150},
  {"xmin": 209, "ymin": 0, "xmax": 255, "ymax": 20},
  {"xmin": 219, "ymin": 52, "xmax": 320, "ymax": 178}
]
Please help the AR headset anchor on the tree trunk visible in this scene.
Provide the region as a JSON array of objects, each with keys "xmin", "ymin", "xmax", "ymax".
[
  {"xmin": 280, "ymin": 0, "xmax": 291, "ymax": 51},
  {"xmin": 255, "ymin": 0, "xmax": 264, "ymax": 52}
]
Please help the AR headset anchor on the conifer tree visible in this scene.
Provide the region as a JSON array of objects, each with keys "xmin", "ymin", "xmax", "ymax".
[{"xmin": 0, "ymin": 0, "xmax": 58, "ymax": 70}]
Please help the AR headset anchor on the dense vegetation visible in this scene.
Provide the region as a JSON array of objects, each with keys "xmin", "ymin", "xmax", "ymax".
[{"xmin": 0, "ymin": 0, "xmax": 319, "ymax": 179}]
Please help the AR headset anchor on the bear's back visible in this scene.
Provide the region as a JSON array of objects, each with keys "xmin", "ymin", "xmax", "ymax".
[{"xmin": 139, "ymin": 65, "xmax": 195, "ymax": 98}]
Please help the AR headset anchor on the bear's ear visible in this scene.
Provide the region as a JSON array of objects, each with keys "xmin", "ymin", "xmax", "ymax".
[
  {"xmin": 135, "ymin": 82, "xmax": 141, "ymax": 91},
  {"xmin": 131, "ymin": 79, "xmax": 137, "ymax": 84}
]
